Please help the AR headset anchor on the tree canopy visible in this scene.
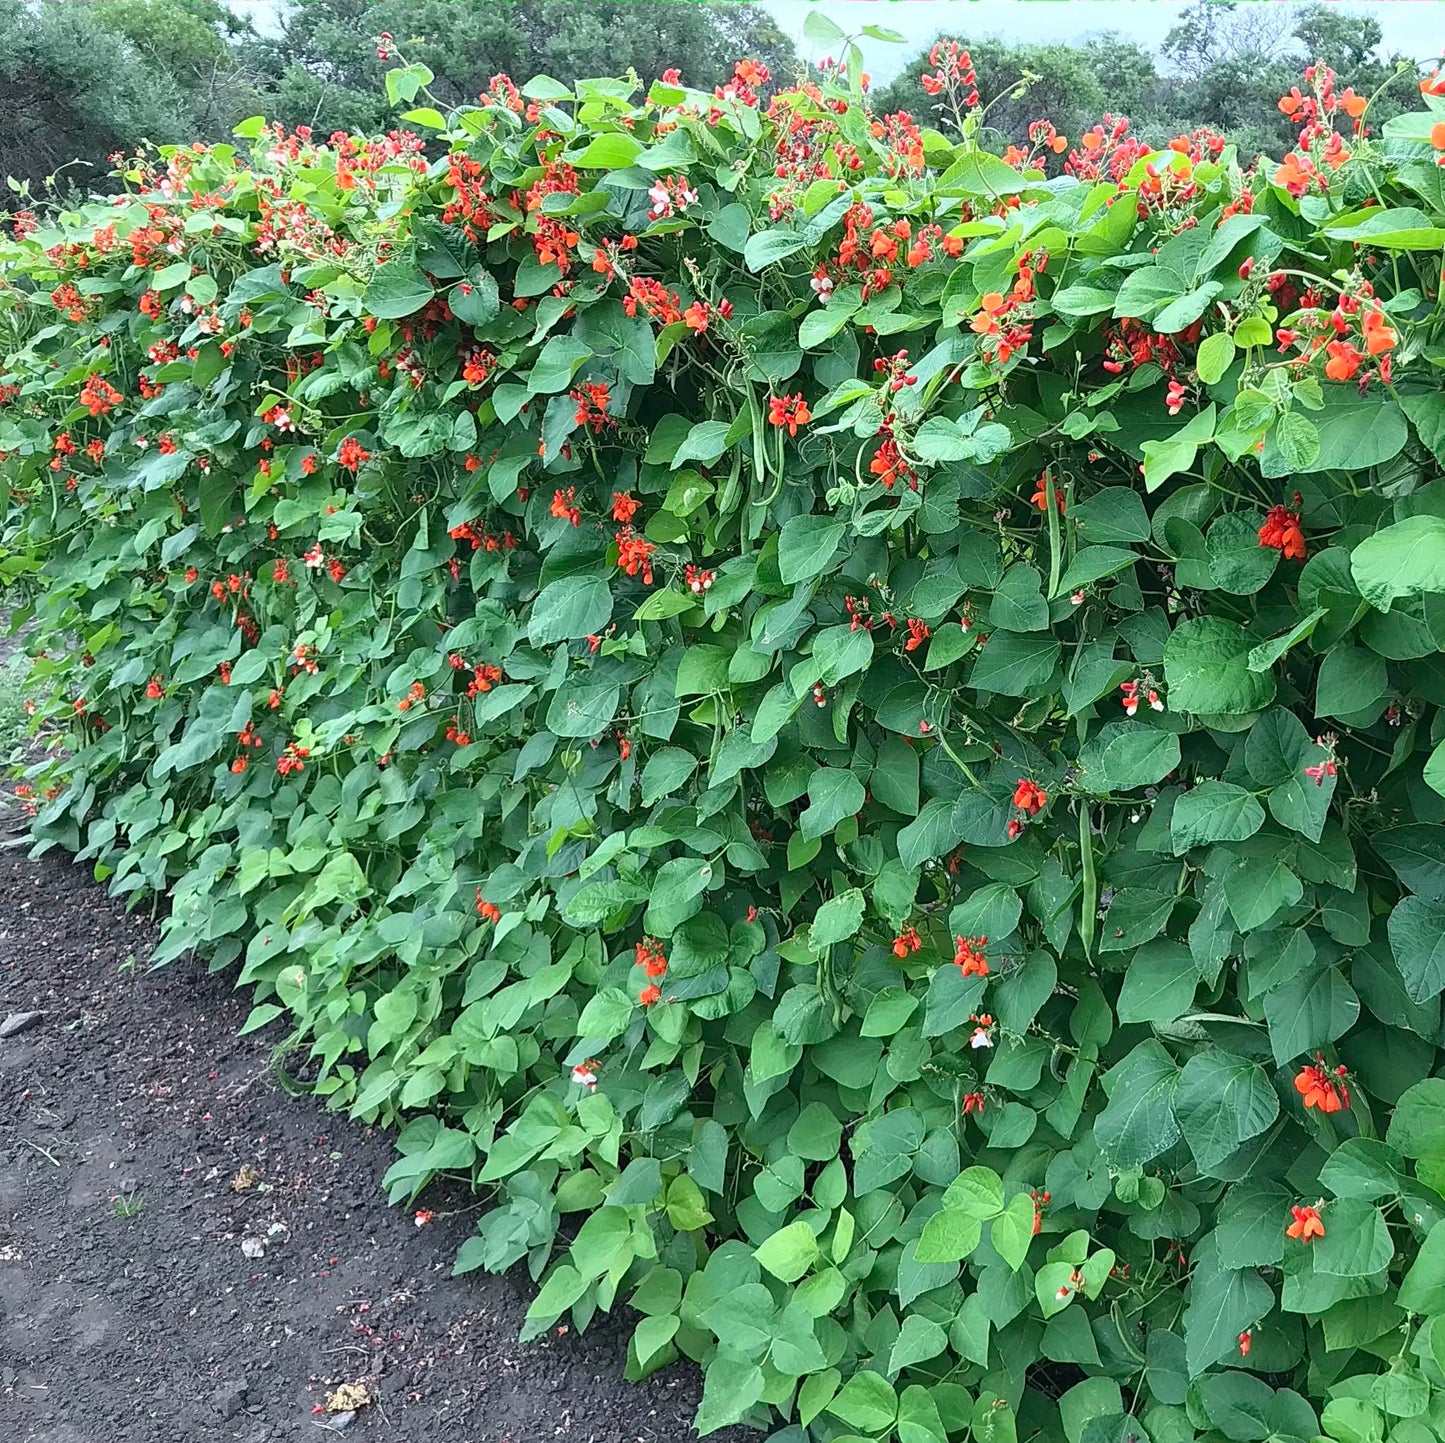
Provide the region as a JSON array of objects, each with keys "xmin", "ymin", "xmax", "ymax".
[
  {"xmin": 0, "ymin": 0, "xmax": 1431, "ymax": 199},
  {"xmin": 875, "ymin": 2, "xmax": 1421, "ymax": 161}
]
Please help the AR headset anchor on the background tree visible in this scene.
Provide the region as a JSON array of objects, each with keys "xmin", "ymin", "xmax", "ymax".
[
  {"xmin": 243, "ymin": 0, "xmax": 798, "ymax": 135},
  {"xmin": 876, "ymin": 2, "xmax": 1417, "ymax": 162},
  {"xmin": 0, "ymin": 0, "xmax": 194, "ymax": 197}
]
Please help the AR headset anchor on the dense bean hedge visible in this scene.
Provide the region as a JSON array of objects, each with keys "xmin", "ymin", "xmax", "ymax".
[{"xmin": 8, "ymin": 30, "xmax": 1445, "ymax": 1443}]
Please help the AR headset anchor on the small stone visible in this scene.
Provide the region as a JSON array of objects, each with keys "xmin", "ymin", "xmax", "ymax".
[
  {"xmin": 321, "ymin": 1411, "xmax": 357, "ymax": 1433},
  {"xmin": 214, "ymin": 1380, "xmax": 248, "ymax": 1418},
  {"xmin": 0, "ymin": 1011, "xmax": 44, "ymax": 1039},
  {"xmin": 240, "ymin": 1237, "xmax": 265, "ymax": 1260}
]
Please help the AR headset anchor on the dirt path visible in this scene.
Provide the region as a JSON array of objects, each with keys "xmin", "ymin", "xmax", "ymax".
[{"xmin": 0, "ymin": 835, "xmax": 739, "ymax": 1443}]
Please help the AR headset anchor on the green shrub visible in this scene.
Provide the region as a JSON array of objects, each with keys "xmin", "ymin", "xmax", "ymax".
[{"xmin": 6, "ymin": 26, "xmax": 1445, "ymax": 1442}]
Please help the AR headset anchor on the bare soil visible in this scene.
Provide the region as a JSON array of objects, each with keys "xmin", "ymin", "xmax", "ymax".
[{"xmin": 0, "ymin": 833, "xmax": 743, "ymax": 1443}]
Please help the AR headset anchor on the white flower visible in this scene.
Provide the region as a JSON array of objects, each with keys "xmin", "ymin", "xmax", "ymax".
[
  {"xmin": 571, "ymin": 1064, "xmax": 598, "ymax": 1090},
  {"xmin": 969, "ymin": 1027, "xmax": 993, "ymax": 1049},
  {"xmin": 303, "ymin": 544, "xmax": 324, "ymax": 569},
  {"xmin": 648, "ymin": 184, "xmax": 671, "ymax": 220}
]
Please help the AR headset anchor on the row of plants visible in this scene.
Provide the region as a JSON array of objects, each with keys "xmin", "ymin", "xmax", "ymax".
[{"xmin": 6, "ymin": 16, "xmax": 1445, "ymax": 1441}]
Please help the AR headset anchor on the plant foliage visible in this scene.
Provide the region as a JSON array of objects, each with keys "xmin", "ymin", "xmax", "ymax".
[{"xmin": 6, "ymin": 26, "xmax": 1445, "ymax": 1443}]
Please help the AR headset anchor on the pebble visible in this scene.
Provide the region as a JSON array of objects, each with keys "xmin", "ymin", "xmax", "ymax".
[
  {"xmin": 214, "ymin": 1378, "xmax": 248, "ymax": 1418},
  {"xmin": 319, "ymin": 1411, "xmax": 357, "ymax": 1432},
  {"xmin": 240, "ymin": 1238, "xmax": 265, "ymax": 1259},
  {"xmin": 0, "ymin": 1010, "xmax": 44, "ymax": 1038}
]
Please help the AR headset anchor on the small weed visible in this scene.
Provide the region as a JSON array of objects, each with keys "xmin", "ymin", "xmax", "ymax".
[
  {"xmin": 110, "ymin": 1189, "xmax": 145, "ymax": 1219},
  {"xmin": 0, "ymin": 650, "xmax": 31, "ymax": 760},
  {"xmin": 118, "ymin": 953, "xmax": 139, "ymax": 979}
]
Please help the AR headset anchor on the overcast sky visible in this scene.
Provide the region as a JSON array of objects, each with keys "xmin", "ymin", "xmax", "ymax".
[{"xmin": 763, "ymin": 1, "xmax": 1445, "ymax": 85}]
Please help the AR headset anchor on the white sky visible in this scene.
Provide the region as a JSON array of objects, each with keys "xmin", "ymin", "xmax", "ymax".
[{"xmin": 764, "ymin": 1, "xmax": 1445, "ymax": 84}]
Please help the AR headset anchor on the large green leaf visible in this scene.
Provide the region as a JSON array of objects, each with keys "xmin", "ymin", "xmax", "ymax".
[
  {"xmin": 1351, "ymin": 515, "xmax": 1445, "ymax": 613},
  {"xmin": 1164, "ymin": 618, "xmax": 1276, "ymax": 715},
  {"xmin": 1173, "ymin": 1052, "xmax": 1280, "ymax": 1174},
  {"xmin": 1095, "ymin": 1040, "xmax": 1182, "ymax": 1167}
]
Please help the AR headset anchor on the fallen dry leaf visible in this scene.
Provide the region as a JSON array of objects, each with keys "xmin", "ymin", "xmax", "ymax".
[
  {"xmin": 325, "ymin": 1381, "xmax": 371, "ymax": 1413},
  {"xmin": 230, "ymin": 1164, "xmax": 261, "ymax": 1192}
]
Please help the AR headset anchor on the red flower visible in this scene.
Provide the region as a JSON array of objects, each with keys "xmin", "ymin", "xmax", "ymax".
[
  {"xmin": 1295, "ymin": 1058, "xmax": 1349, "ymax": 1112},
  {"xmin": 145, "ymin": 676, "xmax": 164, "ymax": 700},
  {"xmin": 1238, "ymin": 1330, "xmax": 1252, "ymax": 1357},
  {"xmin": 615, "ymin": 528, "xmax": 655, "ymax": 585},
  {"xmin": 1013, "ymin": 779, "xmax": 1047, "ymax": 816},
  {"xmin": 635, "ymin": 937, "xmax": 668, "ymax": 978},
  {"xmin": 1286, "ymin": 1205, "xmax": 1325, "ymax": 1241},
  {"xmin": 962, "ymin": 1092, "xmax": 985, "ymax": 1115},
  {"xmin": 767, "ymin": 393, "xmax": 812, "ymax": 435},
  {"xmin": 1030, "ymin": 473, "xmax": 1064, "ymax": 513},
  {"xmin": 892, "ymin": 926, "xmax": 921, "ymax": 958},
  {"xmin": 476, "ymin": 893, "xmax": 501, "ymax": 923},
  {"xmin": 337, "ymin": 436, "xmax": 370, "ymax": 471},
  {"xmin": 903, "ymin": 617, "xmax": 930, "ymax": 652},
  {"xmin": 550, "ymin": 487, "xmax": 581, "ymax": 525},
  {"xmin": 1258, "ymin": 504, "xmax": 1306, "ymax": 560},
  {"xmin": 611, "ymin": 491, "xmax": 640, "ymax": 523},
  {"xmin": 639, "ymin": 983, "xmax": 662, "ymax": 1006},
  {"xmin": 953, "ymin": 934, "xmax": 989, "ymax": 977}
]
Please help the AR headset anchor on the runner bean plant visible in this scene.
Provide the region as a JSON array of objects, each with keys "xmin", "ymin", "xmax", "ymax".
[{"xmin": 6, "ymin": 16, "xmax": 1445, "ymax": 1441}]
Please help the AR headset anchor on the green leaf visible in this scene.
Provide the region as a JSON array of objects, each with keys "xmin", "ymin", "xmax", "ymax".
[
  {"xmin": 1141, "ymin": 405, "xmax": 1215, "ymax": 491},
  {"xmin": 779, "ymin": 515, "xmax": 847, "ymax": 584},
  {"xmin": 1312, "ymin": 1200, "xmax": 1393, "ymax": 1278},
  {"xmin": 755, "ymin": 1219, "xmax": 819, "ymax": 1282},
  {"xmin": 1387, "ymin": 896, "xmax": 1445, "ymax": 1004},
  {"xmin": 1184, "ymin": 1252, "xmax": 1275, "ymax": 1376},
  {"xmin": 576, "ymin": 987, "xmax": 634, "ymax": 1041},
  {"xmin": 1173, "ymin": 1052, "xmax": 1280, "ymax": 1174},
  {"xmin": 1117, "ymin": 939, "xmax": 1199, "ymax": 1024},
  {"xmin": 1077, "ymin": 722, "xmax": 1180, "ymax": 793},
  {"xmin": 527, "ymin": 335, "xmax": 592, "ymax": 393},
  {"xmin": 853, "ymin": 1109, "xmax": 925, "ymax": 1194},
  {"xmin": 1397, "ymin": 1222, "xmax": 1445, "ymax": 1314},
  {"xmin": 969, "ymin": 632, "xmax": 1061, "ymax": 696},
  {"xmin": 828, "ymin": 1371, "xmax": 898, "ymax": 1433},
  {"xmin": 1298, "ymin": 394, "xmax": 1407, "ymax": 473},
  {"xmin": 574, "ymin": 132, "xmax": 644, "ymax": 169},
  {"xmin": 1095, "ymin": 1040, "xmax": 1182, "ymax": 1167},
  {"xmin": 990, "ymin": 1193, "xmax": 1037, "ymax": 1271},
  {"xmin": 801, "ymin": 767, "xmax": 866, "ymax": 839},
  {"xmin": 1387, "ymin": 1079, "xmax": 1445, "ymax": 1158},
  {"xmin": 1164, "ymin": 617, "xmax": 1276, "ymax": 715},
  {"xmin": 1323, "ymin": 206, "xmax": 1445, "ymax": 249},
  {"xmin": 889, "ymin": 1314, "xmax": 949, "ymax": 1374},
  {"xmin": 915, "ymin": 1209, "xmax": 984, "ymax": 1264},
  {"xmin": 1351, "ymin": 515, "xmax": 1445, "ymax": 613},
  {"xmin": 1375, "ymin": 826, "xmax": 1445, "ymax": 898},
  {"xmin": 1263, "ymin": 966, "xmax": 1360, "ymax": 1066},
  {"xmin": 811, "ymin": 888, "xmax": 865, "ymax": 948},
  {"xmin": 363, "ymin": 260, "xmax": 434, "ymax": 319},
  {"xmin": 1196, "ymin": 331, "xmax": 1237, "ymax": 385},
  {"xmin": 528, "ymin": 576, "xmax": 613, "ymax": 647},
  {"xmin": 1170, "ymin": 782, "xmax": 1266, "ymax": 854}
]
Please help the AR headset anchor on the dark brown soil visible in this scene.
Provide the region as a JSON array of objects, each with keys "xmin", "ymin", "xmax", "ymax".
[{"xmin": 0, "ymin": 832, "xmax": 745, "ymax": 1443}]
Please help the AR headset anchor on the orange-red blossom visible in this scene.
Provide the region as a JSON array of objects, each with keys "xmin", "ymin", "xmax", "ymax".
[{"xmin": 1286, "ymin": 1205, "xmax": 1325, "ymax": 1242}]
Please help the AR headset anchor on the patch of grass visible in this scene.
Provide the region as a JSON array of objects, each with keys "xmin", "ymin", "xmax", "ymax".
[
  {"xmin": 0, "ymin": 651, "xmax": 31, "ymax": 760},
  {"xmin": 110, "ymin": 1189, "xmax": 145, "ymax": 1219}
]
